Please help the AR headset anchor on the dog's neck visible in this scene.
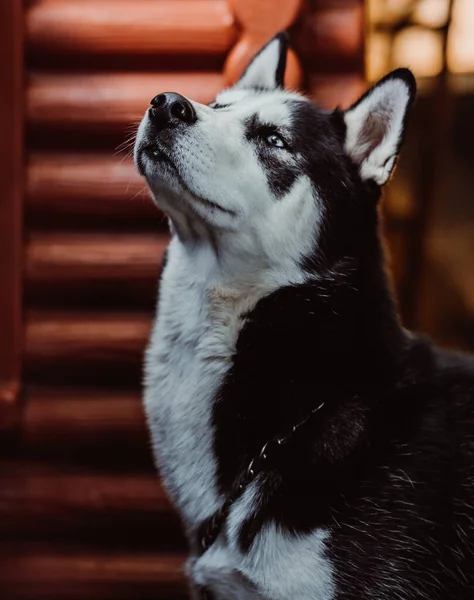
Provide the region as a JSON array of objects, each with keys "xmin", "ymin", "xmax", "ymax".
[
  {"xmin": 170, "ymin": 223, "xmax": 407, "ymax": 421},
  {"xmin": 208, "ymin": 227, "xmax": 410, "ymax": 492},
  {"xmin": 227, "ymin": 250, "xmax": 406, "ymax": 396},
  {"xmin": 171, "ymin": 219, "xmax": 406, "ymax": 365}
]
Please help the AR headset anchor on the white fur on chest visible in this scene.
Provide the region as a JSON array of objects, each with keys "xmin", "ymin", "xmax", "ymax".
[
  {"xmin": 144, "ymin": 235, "xmax": 334, "ymax": 599},
  {"xmin": 144, "ymin": 238, "xmax": 242, "ymax": 527},
  {"xmin": 190, "ymin": 481, "xmax": 335, "ymax": 600}
]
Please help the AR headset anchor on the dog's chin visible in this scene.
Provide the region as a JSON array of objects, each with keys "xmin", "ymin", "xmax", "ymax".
[
  {"xmin": 137, "ymin": 146, "xmax": 237, "ymax": 223},
  {"xmin": 136, "ymin": 144, "xmax": 175, "ymax": 179}
]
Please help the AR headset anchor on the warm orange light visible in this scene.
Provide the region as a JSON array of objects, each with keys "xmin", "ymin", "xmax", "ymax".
[
  {"xmin": 393, "ymin": 26, "xmax": 443, "ymax": 77},
  {"xmin": 367, "ymin": 31, "xmax": 392, "ymax": 81},
  {"xmin": 368, "ymin": 0, "xmax": 413, "ymax": 25},
  {"xmin": 413, "ymin": 0, "xmax": 450, "ymax": 28},
  {"xmin": 368, "ymin": 0, "xmax": 474, "ymax": 79},
  {"xmin": 448, "ymin": 0, "xmax": 474, "ymax": 73}
]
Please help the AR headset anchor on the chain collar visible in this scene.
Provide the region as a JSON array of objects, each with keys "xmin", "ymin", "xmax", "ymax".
[{"xmin": 197, "ymin": 400, "xmax": 325, "ymax": 555}]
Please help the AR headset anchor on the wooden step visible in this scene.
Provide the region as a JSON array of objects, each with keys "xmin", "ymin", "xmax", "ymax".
[
  {"xmin": 27, "ymin": 71, "xmax": 223, "ymax": 131},
  {"xmin": 27, "ymin": 0, "xmax": 236, "ymax": 58},
  {"xmin": 0, "ymin": 461, "xmax": 184, "ymax": 548},
  {"xmin": 26, "ymin": 153, "xmax": 156, "ymax": 220},
  {"xmin": 25, "ymin": 232, "xmax": 167, "ymax": 304},
  {"xmin": 0, "ymin": 544, "xmax": 187, "ymax": 600}
]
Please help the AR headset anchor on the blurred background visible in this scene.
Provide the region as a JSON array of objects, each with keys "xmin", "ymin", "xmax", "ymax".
[
  {"xmin": 0, "ymin": 0, "xmax": 473, "ymax": 598},
  {"xmin": 368, "ymin": 0, "xmax": 474, "ymax": 349}
]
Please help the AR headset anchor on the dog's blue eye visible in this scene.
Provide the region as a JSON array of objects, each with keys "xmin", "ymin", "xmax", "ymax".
[{"xmin": 266, "ymin": 133, "xmax": 286, "ymax": 148}]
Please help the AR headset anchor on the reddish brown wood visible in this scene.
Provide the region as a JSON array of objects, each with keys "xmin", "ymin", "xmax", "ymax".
[
  {"xmin": 27, "ymin": 0, "xmax": 236, "ymax": 57},
  {"xmin": 25, "ymin": 230, "xmax": 167, "ymax": 307},
  {"xmin": 0, "ymin": 464, "xmax": 167, "ymax": 513},
  {"xmin": 0, "ymin": 461, "xmax": 181, "ymax": 543},
  {"xmin": 308, "ymin": 73, "xmax": 366, "ymax": 109},
  {"xmin": 26, "ymin": 232, "xmax": 167, "ymax": 288},
  {"xmin": 21, "ymin": 388, "xmax": 148, "ymax": 453},
  {"xmin": 20, "ymin": 390, "xmax": 152, "ymax": 474},
  {"xmin": 306, "ymin": 0, "xmax": 364, "ymax": 5},
  {"xmin": 26, "ymin": 154, "xmax": 156, "ymax": 219},
  {"xmin": 299, "ymin": 0, "xmax": 365, "ymax": 109},
  {"xmin": 295, "ymin": 3, "xmax": 365, "ymax": 70},
  {"xmin": 0, "ymin": 546, "xmax": 186, "ymax": 600},
  {"xmin": 28, "ymin": 72, "xmax": 225, "ymax": 131},
  {"xmin": 25, "ymin": 312, "xmax": 151, "ymax": 369},
  {"xmin": 0, "ymin": 0, "xmax": 23, "ymax": 430},
  {"xmin": 3, "ymin": 5, "xmax": 368, "ymax": 600},
  {"xmin": 224, "ymin": 0, "xmax": 303, "ymax": 88}
]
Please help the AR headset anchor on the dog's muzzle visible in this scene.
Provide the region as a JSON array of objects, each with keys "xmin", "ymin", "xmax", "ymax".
[{"xmin": 148, "ymin": 92, "xmax": 197, "ymax": 129}]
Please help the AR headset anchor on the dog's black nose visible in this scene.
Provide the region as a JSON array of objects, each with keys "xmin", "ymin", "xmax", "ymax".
[{"xmin": 149, "ymin": 92, "xmax": 197, "ymax": 127}]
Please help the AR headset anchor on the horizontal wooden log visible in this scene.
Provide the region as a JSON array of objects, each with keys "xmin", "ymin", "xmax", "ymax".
[
  {"xmin": 0, "ymin": 462, "xmax": 169, "ymax": 529},
  {"xmin": 28, "ymin": 72, "xmax": 224, "ymax": 131},
  {"xmin": 295, "ymin": 3, "xmax": 364, "ymax": 70},
  {"xmin": 0, "ymin": 546, "xmax": 186, "ymax": 600},
  {"xmin": 27, "ymin": 0, "xmax": 236, "ymax": 57},
  {"xmin": 22, "ymin": 387, "xmax": 145, "ymax": 449},
  {"xmin": 25, "ymin": 311, "xmax": 151, "ymax": 369},
  {"xmin": 25, "ymin": 231, "xmax": 166, "ymax": 306},
  {"xmin": 26, "ymin": 232, "xmax": 166, "ymax": 290},
  {"xmin": 0, "ymin": 461, "xmax": 184, "ymax": 546},
  {"xmin": 26, "ymin": 154, "xmax": 157, "ymax": 219}
]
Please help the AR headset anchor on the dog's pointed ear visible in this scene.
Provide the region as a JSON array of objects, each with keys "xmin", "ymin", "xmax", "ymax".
[
  {"xmin": 235, "ymin": 32, "xmax": 288, "ymax": 90},
  {"xmin": 342, "ymin": 69, "xmax": 416, "ymax": 186}
]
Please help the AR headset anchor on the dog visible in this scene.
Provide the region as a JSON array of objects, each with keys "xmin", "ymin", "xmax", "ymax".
[{"xmin": 134, "ymin": 33, "xmax": 474, "ymax": 600}]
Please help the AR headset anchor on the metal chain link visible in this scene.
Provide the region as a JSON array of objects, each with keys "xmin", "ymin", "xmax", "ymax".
[{"xmin": 198, "ymin": 400, "xmax": 325, "ymax": 554}]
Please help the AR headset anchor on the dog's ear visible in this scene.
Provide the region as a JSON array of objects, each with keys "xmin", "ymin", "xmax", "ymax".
[
  {"xmin": 342, "ymin": 69, "xmax": 416, "ymax": 186},
  {"xmin": 235, "ymin": 32, "xmax": 288, "ymax": 90}
]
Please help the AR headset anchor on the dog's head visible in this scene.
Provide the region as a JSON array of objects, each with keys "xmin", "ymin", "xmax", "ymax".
[{"xmin": 135, "ymin": 33, "xmax": 415, "ymax": 271}]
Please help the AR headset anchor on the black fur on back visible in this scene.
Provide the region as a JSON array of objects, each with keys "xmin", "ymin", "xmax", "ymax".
[{"xmin": 211, "ymin": 99, "xmax": 474, "ymax": 599}]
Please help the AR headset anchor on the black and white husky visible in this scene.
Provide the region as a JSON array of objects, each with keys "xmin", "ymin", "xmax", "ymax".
[{"xmin": 134, "ymin": 33, "xmax": 474, "ymax": 600}]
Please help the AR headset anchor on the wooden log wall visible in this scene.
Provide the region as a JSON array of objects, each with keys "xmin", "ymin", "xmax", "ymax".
[
  {"xmin": 0, "ymin": 1, "xmax": 365, "ymax": 598},
  {"xmin": 0, "ymin": 0, "xmax": 23, "ymax": 431}
]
